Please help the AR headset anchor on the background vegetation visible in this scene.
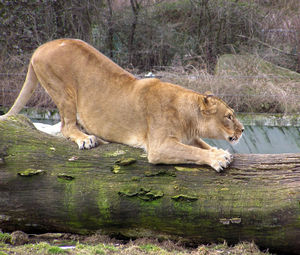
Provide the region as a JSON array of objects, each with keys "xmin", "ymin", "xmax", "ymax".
[{"xmin": 0, "ymin": 0, "xmax": 299, "ymax": 113}]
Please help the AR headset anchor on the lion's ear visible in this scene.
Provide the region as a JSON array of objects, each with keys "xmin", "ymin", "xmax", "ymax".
[
  {"xmin": 204, "ymin": 91, "xmax": 214, "ymax": 97},
  {"xmin": 199, "ymin": 94, "xmax": 217, "ymax": 115}
]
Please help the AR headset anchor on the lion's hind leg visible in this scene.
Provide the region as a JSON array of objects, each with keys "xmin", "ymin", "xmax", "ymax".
[
  {"xmin": 38, "ymin": 78, "xmax": 100, "ymax": 150},
  {"xmin": 59, "ymin": 102, "xmax": 99, "ymax": 150}
]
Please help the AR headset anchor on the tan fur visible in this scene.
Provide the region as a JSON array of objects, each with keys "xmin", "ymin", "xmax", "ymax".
[{"xmin": 1, "ymin": 39, "xmax": 244, "ymax": 172}]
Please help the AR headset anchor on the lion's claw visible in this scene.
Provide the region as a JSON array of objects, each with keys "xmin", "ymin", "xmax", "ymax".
[
  {"xmin": 77, "ymin": 135, "xmax": 98, "ymax": 150},
  {"xmin": 209, "ymin": 149, "xmax": 232, "ymax": 172}
]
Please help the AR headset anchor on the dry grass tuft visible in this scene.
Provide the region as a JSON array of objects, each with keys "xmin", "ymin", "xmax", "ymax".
[
  {"xmin": 0, "ymin": 234, "xmax": 272, "ymax": 255},
  {"xmin": 1, "ymin": 54, "xmax": 299, "ymax": 115},
  {"xmin": 153, "ymin": 64, "xmax": 300, "ymax": 114},
  {"xmin": 0, "ymin": 56, "xmax": 55, "ymax": 111}
]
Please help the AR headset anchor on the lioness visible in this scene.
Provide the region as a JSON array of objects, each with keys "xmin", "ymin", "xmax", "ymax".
[{"xmin": 1, "ymin": 39, "xmax": 244, "ymax": 172}]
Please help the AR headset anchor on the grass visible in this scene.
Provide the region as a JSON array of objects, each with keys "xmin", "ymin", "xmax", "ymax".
[
  {"xmin": 1, "ymin": 50, "xmax": 300, "ymax": 116},
  {"xmin": 1, "ymin": 54, "xmax": 299, "ymax": 116},
  {"xmin": 1, "ymin": 68, "xmax": 299, "ymax": 115},
  {"xmin": 139, "ymin": 243, "xmax": 162, "ymax": 252},
  {"xmin": 48, "ymin": 246, "xmax": 67, "ymax": 254},
  {"xmin": 0, "ymin": 233, "xmax": 11, "ymax": 243},
  {"xmin": 0, "ymin": 233, "xmax": 272, "ymax": 255},
  {"xmin": 153, "ymin": 61, "xmax": 300, "ymax": 114}
]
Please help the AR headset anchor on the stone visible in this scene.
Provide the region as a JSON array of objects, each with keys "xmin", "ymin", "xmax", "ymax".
[{"xmin": 10, "ymin": 231, "xmax": 29, "ymax": 245}]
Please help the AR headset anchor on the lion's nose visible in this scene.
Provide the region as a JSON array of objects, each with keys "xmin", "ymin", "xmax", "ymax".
[{"xmin": 241, "ymin": 128, "xmax": 244, "ymax": 133}]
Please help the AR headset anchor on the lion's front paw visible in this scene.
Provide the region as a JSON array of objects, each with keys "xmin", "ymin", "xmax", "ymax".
[
  {"xmin": 76, "ymin": 135, "xmax": 98, "ymax": 149},
  {"xmin": 209, "ymin": 150, "xmax": 232, "ymax": 173},
  {"xmin": 218, "ymin": 149, "xmax": 233, "ymax": 163}
]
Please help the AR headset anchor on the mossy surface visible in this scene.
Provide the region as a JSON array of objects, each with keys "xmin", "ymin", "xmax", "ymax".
[
  {"xmin": 57, "ymin": 173, "xmax": 75, "ymax": 181},
  {"xmin": 18, "ymin": 169, "xmax": 45, "ymax": 177},
  {"xmin": 118, "ymin": 187, "xmax": 164, "ymax": 201},
  {"xmin": 171, "ymin": 194, "xmax": 198, "ymax": 202},
  {"xmin": 1, "ymin": 116, "xmax": 300, "ymax": 254},
  {"xmin": 115, "ymin": 158, "xmax": 136, "ymax": 166},
  {"xmin": 174, "ymin": 166, "xmax": 200, "ymax": 172}
]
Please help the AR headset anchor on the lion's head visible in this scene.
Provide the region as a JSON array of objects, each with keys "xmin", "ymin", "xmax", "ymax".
[{"xmin": 198, "ymin": 92, "xmax": 244, "ymax": 144}]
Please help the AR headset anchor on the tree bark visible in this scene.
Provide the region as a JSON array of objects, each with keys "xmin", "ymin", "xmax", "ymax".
[
  {"xmin": 0, "ymin": 115, "xmax": 300, "ymax": 254},
  {"xmin": 128, "ymin": 0, "xmax": 140, "ymax": 65},
  {"xmin": 106, "ymin": 0, "xmax": 114, "ymax": 59}
]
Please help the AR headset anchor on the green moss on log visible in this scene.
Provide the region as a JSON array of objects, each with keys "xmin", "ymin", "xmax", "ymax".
[
  {"xmin": 115, "ymin": 158, "xmax": 136, "ymax": 166},
  {"xmin": 118, "ymin": 187, "xmax": 164, "ymax": 201},
  {"xmin": 57, "ymin": 173, "xmax": 75, "ymax": 181},
  {"xmin": 18, "ymin": 169, "xmax": 45, "ymax": 177},
  {"xmin": 1, "ymin": 115, "xmax": 300, "ymax": 255},
  {"xmin": 171, "ymin": 194, "xmax": 198, "ymax": 202}
]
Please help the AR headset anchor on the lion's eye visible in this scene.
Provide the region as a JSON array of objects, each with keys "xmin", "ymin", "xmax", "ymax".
[{"xmin": 226, "ymin": 115, "xmax": 233, "ymax": 120}]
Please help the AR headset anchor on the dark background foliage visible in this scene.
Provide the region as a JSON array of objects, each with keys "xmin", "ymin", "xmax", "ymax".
[
  {"xmin": 1, "ymin": 0, "xmax": 299, "ymax": 71},
  {"xmin": 0, "ymin": 0, "xmax": 299, "ymax": 112}
]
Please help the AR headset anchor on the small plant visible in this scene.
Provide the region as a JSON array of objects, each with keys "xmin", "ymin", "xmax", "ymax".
[
  {"xmin": 0, "ymin": 233, "xmax": 11, "ymax": 243},
  {"xmin": 48, "ymin": 246, "xmax": 66, "ymax": 254},
  {"xmin": 103, "ymin": 244, "xmax": 118, "ymax": 252},
  {"xmin": 95, "ymin": 249, "xmax": 105, "ymax": 255},
  {"xmin": 139, "ymin": 243, "xmax": 161, "ymax": 252}
]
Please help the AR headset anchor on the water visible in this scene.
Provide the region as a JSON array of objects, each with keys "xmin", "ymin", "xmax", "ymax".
[
  {"xmin": 33, "ymin": 122, "xmax": 61, "ymax": 136},
  {"xmin": 205, "ymin": 125, "xmax": 300, "ymax": 154}
]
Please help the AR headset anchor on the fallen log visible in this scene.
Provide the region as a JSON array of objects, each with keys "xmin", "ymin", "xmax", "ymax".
[{"xmin": 0, "ymin": 115, "xmax": 299, "ymax": 254}]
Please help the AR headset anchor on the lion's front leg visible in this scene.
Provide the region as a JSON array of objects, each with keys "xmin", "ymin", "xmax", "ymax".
[
  {"xmin": 190, "ymin": 137, "xmax": 233, "ymax": 165},
  {"xmin": 147, "ymin": 137, "xmax": 231, "ymax": 172}
]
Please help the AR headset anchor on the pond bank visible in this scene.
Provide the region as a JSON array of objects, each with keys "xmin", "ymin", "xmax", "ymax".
[
  {"xmin": 206, "ymin": 125, "xmax": 300, "ymax": 154},
  {"xmin": 208, "ymin": 113, "xmax": 300, "ymax": 154}
]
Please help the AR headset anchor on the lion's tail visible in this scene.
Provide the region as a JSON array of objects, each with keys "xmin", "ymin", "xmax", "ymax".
[{"xmin": 0, "ymin": 61, "xmax": 38, "ymax": 120}]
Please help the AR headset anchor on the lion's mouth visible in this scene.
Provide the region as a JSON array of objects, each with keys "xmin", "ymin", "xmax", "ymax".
[
  {"xmin": 228, "ymin": 136, "xmax": 235, "ymax": 142},
  {"xmin": 227, "ymin": 127, "xmax": 244, "ymax": 144},
  {"xmin": 228, "ymin": 135, "xmax": 241, "ymax": 144}
]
